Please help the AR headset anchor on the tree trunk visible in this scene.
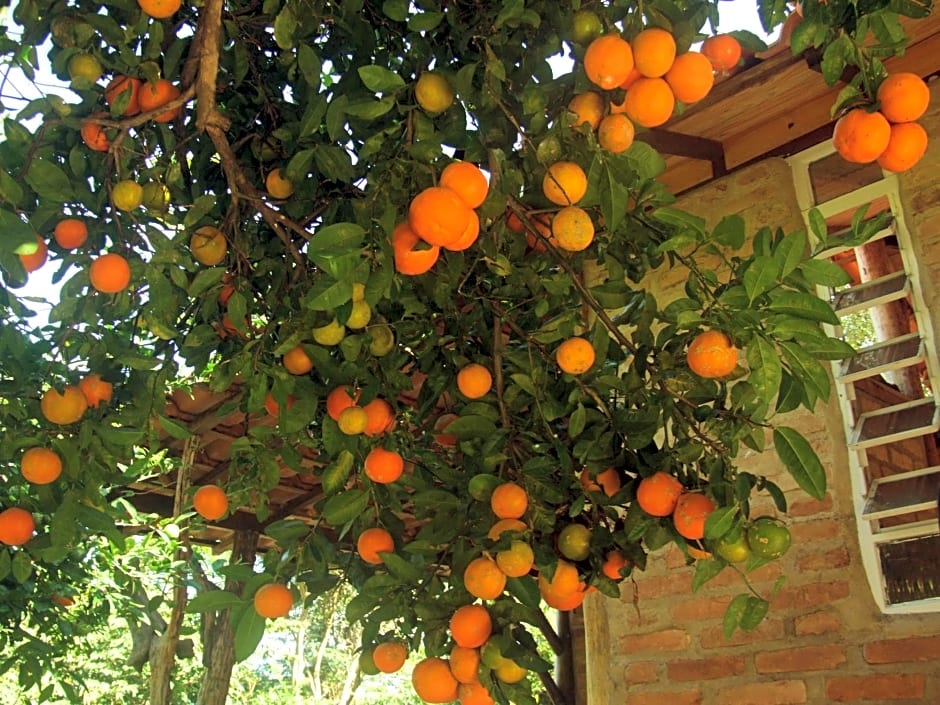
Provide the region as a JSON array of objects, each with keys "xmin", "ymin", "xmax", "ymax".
[
  {"xmin": 292, "ymin": 601, "xmax": 308, "ymax": 705},
  {"xmin": 337, "ymin": 656, "xmax": 362, "ymax": 705},
  {"xmin": 855, "ymin": 240, "xmax": 922, "ymax": 398},
  {"xmin": 196, "ymin": 528, "xmax": 259, "ymax": 705}
]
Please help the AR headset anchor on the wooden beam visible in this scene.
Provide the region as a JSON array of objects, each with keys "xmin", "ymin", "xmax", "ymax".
[{"xmin": 638, "ymin": 129, "xmax": 727, "ymax": 176}]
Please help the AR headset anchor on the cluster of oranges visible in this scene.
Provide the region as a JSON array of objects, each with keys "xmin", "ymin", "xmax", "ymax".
[
  {"xmin": 635, "ymin": 471, "xmax": 717, "ymax": 544},
  {"xmin": 81, "ymin": 75, "xmax": 183, "ymax": 153},
  {"xmin": 0, "ymin": 373, "xmax": 113, "ymax": 550},
  {"xmin": 833, "ymin": 72, "xmax": 931, "ymax": 172},
  {"xmin": 580, "ymin": 28, "xmax": 740, "ymax": 131},
  {"xmin": 18, "ymin": 218, "xmax": 133, "ymax": 295},
  {"xmin": 392, "ymin": 161, "xmax": 490, "ymax": 275}
]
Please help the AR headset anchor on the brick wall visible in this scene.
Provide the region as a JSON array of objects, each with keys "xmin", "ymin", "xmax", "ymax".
[{"xmin": 583, "ymin": 82, "xmax": 940, "ymax": 705}]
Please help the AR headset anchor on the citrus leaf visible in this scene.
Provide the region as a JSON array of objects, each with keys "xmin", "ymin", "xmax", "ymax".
[
  {"xmin": 723, "ymin": 593, "xmax": 749, "ymax": 638},
  {"xmin": 743, "ymin": 256, "xmax": 781, "ymax": 304},
  {"xmin": 321, "ymin": 450, "xmax": 355, "ymax": 495},
  {"xmin": 747, "ymin": 336, "xmax": 782, "ymax": 404},
  {"xmin": 358, "ymin": 65, "xmax": 405, "ymax": 93},
  {"xmin": 233, "ymin": 606, "xmax": 266, "ymax": 662},
  {"xmin": 773, "ymin": 426, "xmax": 827, "ymax": 500},
  {"xmin": 767, "ymin": 291, "xmax": 840, "ymax": 325},
  {"xmin": 186, "ymin": 590, "xmax": 243, "ymax": 613},
  {"xmin": 322, "ymin": 489, "xmax": 371, "ymax": 527},
  {"xmin": 691, "ymin": 557, "xmax": 724, "ymax": 592},
  {"xmin": 773, "ymin": 229, "xmax": 807, "ymax": 278},
  {"xmin": 703, "ymin": 505, "xmax": 739, "ymax": 541},
  {"xmin": 740, "ymin": 596, "xmax": 770, "ymax": 631},
  {"xmin": 799, "ymin": 259, "xmax": 852, "ymax": 287}
]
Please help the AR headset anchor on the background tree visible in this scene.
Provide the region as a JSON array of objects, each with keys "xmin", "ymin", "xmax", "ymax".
[{"xmin": 0, "ymin": 0, "xmax": 932, "ymax": 703}]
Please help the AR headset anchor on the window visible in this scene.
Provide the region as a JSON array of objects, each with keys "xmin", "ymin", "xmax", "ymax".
[{"xmin": 790, "ymin": 142, "xmax": 940, "ymax": 613}]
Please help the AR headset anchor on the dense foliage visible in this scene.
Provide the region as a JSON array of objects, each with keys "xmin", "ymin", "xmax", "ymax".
[{"xmin": 0, "ymin": 0, "xmax": 931, "ymax": 702}]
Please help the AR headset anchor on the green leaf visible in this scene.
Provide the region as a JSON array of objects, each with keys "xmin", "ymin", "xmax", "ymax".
[
  {"xmin": 186, "ymin": 590, "xmax": 243, "ymax": 613},
  {"xmin": 234, "ymin": 607, "xmax": 266, "ymax": 662},
  {"xmin": 0, "ymin": 551, "xmax": 10, "ymax": 581},
  {"xmin": 445, "ymin": 415, "xmax": 498, "ymax": 440},
  {"xmin": 0, "ymin": 208, "xmax": 35, "ymax": 252},
  {"xmin": 297, "ymin": 44, "xmax": 322, "ymax": 89},
  {"xmin": 703, "ymin": 505, "xmax": 739, "ymax": 541},
  {"xmin": 740, "ymin": 596, "xmax": 770, "ymax": 631},
  {"xmin": 273, "ymin": 6, "xmax": 298, "ymax": 49},
  {"xmin": 773, "ymin": 426, "xmax": 827, "ymax": 500},
  {"xmin": 0, "ymin": 170, "xmax": 25, "ymax": 206},
  {"xmin": 568, "ymin": 404, "xmax": 586, "ymax": 439},
  {"xmin": 767, "ymin": 291, "xmax": 840, "ymax": 325},
  {"xmin": 799, "ymin": 259, "xmax": 851, "ymax": 287},
  {"xmin": 743, "ymin": 256, "xmax": 782, "ymax": 304},
  {"xmin": 651, "ymin": 207, "xmax": 706, "ymax": 237},
  {"xmin": 358, "ymin": 66, "xmax": 406, "ymax": 93},
  {"xmin": 322, "ymin": 489, "xmax": 371, "ymax": 527},
  {"xmin": 691, "ymin": 557, "xmax": 724, "ymax": 592},
  {"xmin": 821, "ymin": 34, "xmax": 852, "ymax": 86},
  {"xmin": 747, "ymin": 336, "xmax": 782, "ymax": 404},
  {"xmin": 802, "ymin": 336, "xmax": 855, "ymax": 360},
  {"xmin": 712, "ymin": 215, "xmax": 746, "ymax": 250},
  {"xmin": 773, "ymin": 230, "xmax": 807, "ymax": 278},
  {"xmin": 344, "ymin": 96, "xmax": 396, "ymax": 120},
  {"xmin": 407, "ymin": 11, "xmax": 443, "ymax": 31},
  {"xmin": 155, "ymin": 415, "xmax": 193, "ymax": 439},
  {"xmin": 723, "ymin": 593, "xmax": 749, "ymax": 638},
  {"xmin": 780, "ymin": 341, "xmax": 831, "ymax": 402},
  {"xmin": 11, "ymin": 552, "xmax": 32, "ymax": 583},
  {"xmin": 25, "ymin": 159, "xmax": 74, "ymax": 202},
  {"xmin": 381, "ymin": 552, "xmax": 423, "ymax": 582},
  {"xmin": 808, "ymin": 208, "xmax": 827, "ymax": 243},
  {"xmin": 321, "ymin": 450, "xmax": 355, "ymax": 495}
]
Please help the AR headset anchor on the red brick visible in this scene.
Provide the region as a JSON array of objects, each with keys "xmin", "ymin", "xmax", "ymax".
[
  {"xmin": 788, "ymin": 518, "xmax": 841, "ymax": 542},
  {"xmin": 626, "ymin": 690, "xmax": 702, "ymax": 705},
  {"xmin": 796, "ymin": 546, "xmax": 850, "ymax": 571},
  {"xmin": 774, "ymin": 580, "xmax": 850, "ymax": 609},
  {"xmin": 755, "ymin": 644, "xmax": 847, "ymax": 673},
  {"xmin": 719, "ymin": 679, "xmax": 807, "ymax": 705},
  {"xmin": 709, "ymin": 559, "xmax": 782, "ymax": 587},
  {"xmin": 632, "ymin": 571, "xmax": 693, "ymax": 599},
  {"xmin": 621, "ymin": 628, "xmax": 691, "ymax": 654},
  {"xmin": 667, "ymin": 655, "xmax": 746, "ymax": 681},
  {"xmin": 827, "ymin": 673, "xmax": 926, "ymax": 701},
  {"xmin": 789, "ymin": 493, "xmax": 834, "ymax": 517},
  {"xmin": 864, "ymin": 635, "xmax": 940, "ymax": 664},
  {"xmin": 700, "ymin": 618, "xmax": 786, "ymax": 648},
  {"xmin": 793, "ymin": 610, "xmax": 841, "ymax": 636},
  {"xmin": 624, "ymin": 661, "xmax": 658, "ymax": 685},
  {"xmin": 671, "ymin": 594, "xmax": 732, "ymax": 622}
]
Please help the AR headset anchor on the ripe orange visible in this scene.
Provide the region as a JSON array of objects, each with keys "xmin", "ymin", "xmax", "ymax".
[
  {"xmin": 702, "ymin": 34, "xmax": 742, "ymax": 71},
  {"xmin": 392, "ymin": 220, "xmax": 441, "ymax": 275},
  {"xmin": 542, "ymin": 161, "xmax": 587, "ymax": 206},
  {"xmin": 672, "ymin": 492, "xmax": 716, "ymax": 540},
  {"xmin": 105, "ymin": 75, "xmax": 142, "ymax": 116},
  {"xmin": 79, "ymin": 373, "xmax": 113, "ymax": 408},
  {"xmin": 282, "ymin": 345, "xmax": 314, "ymax": 375},
  {"xmin": 409, "ymin": 186, "xmax": 474, "ymax": 247},
  {"xmin": 364, "ymin": 447, "xmax": 405, "ymax": 483},
  {"xmin": 440, "ymin": 162, "xmax": 489, "ymax": 209},
  {"xmin": 567, "ymin": 91, "xmax": 605, "ymax": 131},
  {"xmin": 877, "ymin": 72, "xmax": 930, "ymax": 123},
  {"xmin": 877, "ymin": 121, "xmax": 928, "ymax": 173},
  {"xmin": 487, "ymin": 518, "xmax": 527, "ymax": 541},
  {"xmin": 266, "ymin": 168, "xmax": 295, "ymax": 199},
  {"xmin": 326, "ymin": 385, "xmax": 361, "ymax": 421},
  {"xmin": 193, "ymin": 484, "xmax": 229, "ymax": 520},
  {"xmin": 833, "ymin": 108, "xmax": 891, "ymax": 164},
  {"xmin": 665, "ymin": 51, "xmax": 715, "ymax": 104},
  {"xmin": 21, "ymin": 447, "xmax": 63, "ymax": 485},
  {"xmin": 138, "ymin": 78, "xmax": 182, "ymax": 122},
  {"xmin": 632, "ymin": 27, "xmax": 676, "ymax": 78},
  {"xmin": 41, "ymin": 385, "xmax": 88, "ymax": 425},
  {"xmin": 90, "ymin": 252, "xmax": 132, "ymax": 293},
  {"xmin": 580, "ymin": 466, "xmax": 621, "ymax": 497},
  {"xmin": 686, "ymin": 329, "xmax": 738, "ymax": 378},
  {"xmin": 445, "ymin": 210, "xmax": 481, "ymax": 252},
  {"xmin": 583, "ymin": 34, "xmax": 635, "ymax": 90},
  {"xmin": 372, "ymin": 641, "xmax": 408, "ymax": 673},
  {"xmin": 53, "ymin": 218, "xmax": 89, "ymax": 249},
  {"xmin": 601, "ymin": 550, "xmax": 629, "ymax": 580},
  {"xmin": 458, "ymin": 679, "xmax": 496, "ymax": 705},
  {"xmin": 597, "ymin": 113, "xmax": 635, "ymax": 153},
  {"xmin": 450, "ymin": 604, "xmax": 492, "ymax": 648},
  {"xmin": 253, "ymin": 583, "xmax": 293, "ymax": 618},
  {"xmin": 357, "ymin": 526, "xmax": 394, "ymax": 565},
  {"xmin": 0, "ymin": 507, "xmax": 35, "ymax": 546},
  {"xmin": 490, "ymin": 482, "xmax": 527, "ymax": 519},
  {"xmin": 264, "ymin": 392, "xmax": 296, "ymax": 417},
  {"xmin": 463, "ymin": 556, "xmax": 506, "ymax": 600},
  {"xmin": 538, "ymin": 559, "xmax": 580, "ymax": 597},
  {"xmin": 338, "ymin": 405, "xmax": 369, "ymax": 434},
  {"xmin": 555, "ymin": 336, "xmax": 595, "ymax": 375},
  {"xmin": 635, "ymin": 471, "xmax": 683, "ymax": 516},
  {"xmin": 19, "ymin": 235, "xmax": 48, "ymax": 272},
  {"xmin": 450, "ymin": 645, "xmax": 482, "ymax": 684},
  {"xmin": 619, "ymin": 66, "xmax": 643, "ymax": 90},
  {"xmin": 412, "ymin": 657, "xmax": 459, "ymax": 704},
  {"xmin": 457, "ymin": 363, "xmax": 493, "ymax": 399},
  {"xmin": 363, "ymin": 397, "xmax": 395, "ymax": 436},
  {"xmin": 81, "ymin": 117, "xmax": 111, "ymax": 152},
  {"xmin": 622, "ymin": 77, "xmax": 675, "ymax": 128},
  {"xmin": 551, "ymin": 205, "xmax": 595, "ymax": 252}
]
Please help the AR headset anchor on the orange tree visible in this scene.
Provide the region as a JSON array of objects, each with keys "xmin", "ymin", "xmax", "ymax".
[{"xmin": 0, "ymin": 0, "xmax": 931, "ymax": 703}]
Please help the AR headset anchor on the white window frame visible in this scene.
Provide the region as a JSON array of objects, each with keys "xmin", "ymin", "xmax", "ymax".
[{"xmin": 789, "ymin": 141, "xmax": 940, "ymax": 614}]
